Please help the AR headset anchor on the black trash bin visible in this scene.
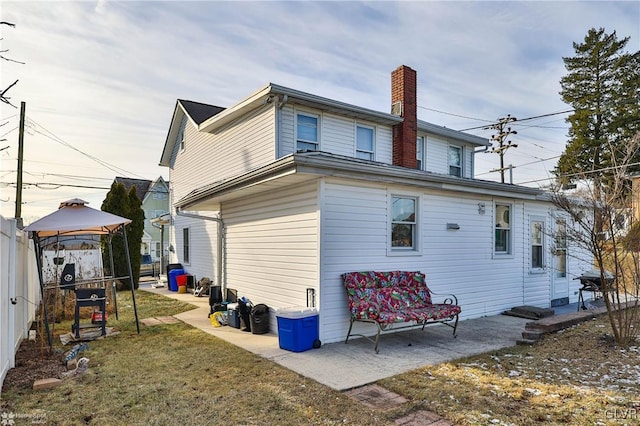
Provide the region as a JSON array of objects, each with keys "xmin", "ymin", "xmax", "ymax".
[
  {"xmin": 208, "ymin": 285, "xmax": 223, "ymax": 316},
  {"xmin": 250, "ymin": 304, "xmax": 270, "ymax": 335}
]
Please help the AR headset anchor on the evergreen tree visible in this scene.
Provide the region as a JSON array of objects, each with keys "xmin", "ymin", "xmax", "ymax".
[
  {"xmin": 126, "ymin": 186, "xmax": 145, "ymax": 289},
  {"xmin": 555, "ymin": 28, "xmax": 640, "ymax": 188},
  {"xmin": 101, "ymin": 182, "xmax": 145, "ymax": 290}
]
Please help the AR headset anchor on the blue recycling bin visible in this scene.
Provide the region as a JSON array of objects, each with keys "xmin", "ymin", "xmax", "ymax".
[{"xmin": 168, "ymin": 268, "xmax": 184, "ymax": 292}]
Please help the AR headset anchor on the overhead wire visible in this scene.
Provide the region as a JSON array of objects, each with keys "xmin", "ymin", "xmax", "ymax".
[
  {"xmin": 458, "ymin": 109, "xmax": 574, "ymax": 131},
  {"xmin": 26, "ymin": 116, "xmax": 149, "ymax": 179}
]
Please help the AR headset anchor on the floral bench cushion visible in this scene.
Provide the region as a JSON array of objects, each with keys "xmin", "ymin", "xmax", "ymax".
[{"xmin": 342, "ymin": 271, "xmax": 461, "ymax": 325}]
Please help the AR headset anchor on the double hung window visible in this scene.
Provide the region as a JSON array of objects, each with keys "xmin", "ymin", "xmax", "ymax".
[
  {"xmin": 183, "ymin": 227, "xmax": 190, "ymax": 264},
  {"xmin": 531, "ymin": 219, "xmax": 545, "ymax": 270},
  {"xmin": 416, "ymin": 136, "xmax": 425, "ymax": 170},
  {"xmin": 495, "ymin": 203, "xmax": 511, "ymax": 254},
  {"xmin": 448, "ymin": 145, "xmax": 462, "ymax": 177},
  {"xmin": 356, "ymin": 125, "xmax": 374, "ymax": 160},
  {"xmin": 178, "ymin": 116, "xmax": 187, "ymax": 151},
  {"xmin": 391, "ymin": 196, "xmax": 417, "ymax": 250},
  {"xmin": 296, "ymin": 113, "xmax": 319, "ymax": 152},
  {"xmin": 555, "ymin": 218, "xmax": 567, "ymax": 278}
]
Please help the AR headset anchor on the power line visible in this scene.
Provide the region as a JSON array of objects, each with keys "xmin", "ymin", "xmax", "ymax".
[
  {"xmin": 26, "ymin": 117, "xmax": 149, "ymax": 180},
  {"xmin": 458, "ymin": 109, "xmax": 574, "ymax": 132},
  {"xmin": 476, "ymin": 155, "xmax": 561, "ymax": 177},
  {"xmin": 0, "ymin": 181, "xmax": 110, "ymax": 190},
  {"xmin": 515, "ymin": 160, "xmax": 640, "ymax": 185},
  {"xmin": 417, "ymin": 105, "xmax": 495, "ymax": 123}
]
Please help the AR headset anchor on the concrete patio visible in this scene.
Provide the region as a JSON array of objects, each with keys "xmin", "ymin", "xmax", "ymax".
[{"xmin": 139, "ymin": 280, "xmax": 597, "ymax": 391}]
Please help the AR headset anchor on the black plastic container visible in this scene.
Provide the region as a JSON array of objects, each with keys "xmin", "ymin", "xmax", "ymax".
[
  {"xmin": 237, "ymin": 299, "xmax": 252, "ymax": 332},
  {"xmin": 250, "ymin": 304, "xmax": 270, "ymax": 335}
]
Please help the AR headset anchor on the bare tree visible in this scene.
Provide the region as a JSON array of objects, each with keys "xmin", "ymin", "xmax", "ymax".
[
  {"xmin": 551, "ymin": 132, "xmax": 640, "ymax": 346},
  {"xmin": 1, "ymin": 21, "xmax": 22, "ymax": 107}
]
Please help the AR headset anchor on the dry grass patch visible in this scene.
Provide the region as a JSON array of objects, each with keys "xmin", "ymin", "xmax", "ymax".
[
  {"xmin": 380, "ymin": 316, "xmax": 640, "ymax": 425},
  {"xmin": 1, "ymin": 291, "xmax": 389, "ymax": 425}
]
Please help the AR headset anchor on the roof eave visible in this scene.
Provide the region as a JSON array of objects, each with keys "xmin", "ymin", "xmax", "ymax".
[
  {"xmin": 418, "ymin": 120, "xmax": 490, "ymax": 147},
  {"xmin": 159, "ymin": 100, "xmax": 184, "ymax": 167},
  {"xmin": 176, "ymin": 153, "xmax": 545, "ymax": 209}
]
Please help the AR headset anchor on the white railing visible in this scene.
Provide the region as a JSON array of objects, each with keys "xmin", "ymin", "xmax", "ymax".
[{"xmin": 1, "ymin": 215, "xmax": 39, "ymax": 391}]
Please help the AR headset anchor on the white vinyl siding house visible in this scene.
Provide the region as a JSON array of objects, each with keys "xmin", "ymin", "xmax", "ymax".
[
  {"xmin": 423, "ymin": 134, "xmax": 477, "ymax": 178},
  {"xmin": 223, "ymin": 181, "xmax": 320, "ymax": 327},
  {"xmin": 160, "ymin": 74, "xmax": 593, "ymax": 345}
]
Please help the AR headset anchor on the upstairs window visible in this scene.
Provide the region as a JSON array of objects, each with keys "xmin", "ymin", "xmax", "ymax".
[
  {"xmin": 296, "ymin": 113, "xmax": 319, "ymax": 152},
  {"xmin": 177, "ymin": 116, "xmax": 187, "ymax": 151},
  {"xmin": 416, "ymin": 136, "xmax": 425, "ymax": 170},
  {"xmin": 391, "ymin": 196, "xmax": 417, "ymax": 250},
  {"xmin": 153, "ymin": 192, "xmax": 168, "ymax": 200},
  {"xmin": 495, "ymin": 203, "xmax": 511, "ymax": 254},
  {"xmin": 448, "ymin": 145, "xmax": 462, "ymax": 177},
  {"xmin": 356, "ymin": 125, "xmax": 374, "ymax": 160}
]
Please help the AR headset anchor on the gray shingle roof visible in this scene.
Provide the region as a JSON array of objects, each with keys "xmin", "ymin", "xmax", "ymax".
[{"xmin": 178, "ymin": 100, "xmax": 225, "ymax": 125}]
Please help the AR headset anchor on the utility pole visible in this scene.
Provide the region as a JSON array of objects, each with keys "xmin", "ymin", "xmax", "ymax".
[
  {"xmin": 15, "ymin": 101, "xmax": 25, "ymax": 228},
  {"xmin": 488, "ymin": 114, "xmax": 518, "ymax": 184}
]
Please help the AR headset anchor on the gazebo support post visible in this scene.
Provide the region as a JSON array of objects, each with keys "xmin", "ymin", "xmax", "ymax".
[
  {"xmin": 32, "ymin": 233, "xmax": 53, "ymax": 351},
  {"xmin": 106, "ymin": 234, "xmax": 118, "ymax": 320},
  {"xmin": 121, "ymin": 225, "xmax": 140, "ymax": 334}
]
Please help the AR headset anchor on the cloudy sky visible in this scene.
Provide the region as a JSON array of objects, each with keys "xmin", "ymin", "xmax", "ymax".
[{"xmin": 1, "ymin": 1, "xmax": 638, "ymax": 221}]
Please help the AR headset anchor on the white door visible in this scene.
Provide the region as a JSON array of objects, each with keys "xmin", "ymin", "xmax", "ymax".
[{"xmin": 551, "ymin": 217, "xmax": 569, "ymax": 305}]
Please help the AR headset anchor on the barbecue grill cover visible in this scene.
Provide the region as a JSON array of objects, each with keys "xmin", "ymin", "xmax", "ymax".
[{"xmin": 60, "ymin": 263, "xmax": 76, "ymax": 289}]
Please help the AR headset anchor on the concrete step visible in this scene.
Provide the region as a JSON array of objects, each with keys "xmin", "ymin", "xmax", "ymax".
[
  {"xmin": 521, "ymin": 330, "xmax": 545, "ymax": 341},
  {"xmin": 516, "ymin": 338, "xmax": 538, "ymax": 346}
]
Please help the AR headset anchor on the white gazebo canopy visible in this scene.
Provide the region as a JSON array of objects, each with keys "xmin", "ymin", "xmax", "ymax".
[{"xmin": 25, "ymin": 198, "xmax": 131, "ymax": 237}]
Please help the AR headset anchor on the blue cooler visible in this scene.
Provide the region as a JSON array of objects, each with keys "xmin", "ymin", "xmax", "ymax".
[
  {"xmin": 168, "ymin": 268, "xmax": 184, "ymax": 292},
  {"xmin": 276, "ymin": 307, "xmax": 319, "ymax": 352}
]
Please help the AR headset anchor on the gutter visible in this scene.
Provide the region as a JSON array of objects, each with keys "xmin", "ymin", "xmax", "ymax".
[{"xmin": 176, "ymin": 209, "xmax": 225, "ymax": 296}]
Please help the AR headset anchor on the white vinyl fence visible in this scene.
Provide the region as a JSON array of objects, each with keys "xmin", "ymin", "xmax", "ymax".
[{"xmin": 1, "ymin": 215, "xmax": 39, "ymax": 391}]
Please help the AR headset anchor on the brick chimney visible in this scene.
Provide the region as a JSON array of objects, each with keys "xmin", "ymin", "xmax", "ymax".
[{"xmin": 391, "ymin": 65, "xmax": 417, "ymax": 169}]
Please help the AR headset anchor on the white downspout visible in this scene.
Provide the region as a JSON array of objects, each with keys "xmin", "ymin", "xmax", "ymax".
[{"xmin": 176, "ymin": 209, "xmax": 225, "ymax": 295}]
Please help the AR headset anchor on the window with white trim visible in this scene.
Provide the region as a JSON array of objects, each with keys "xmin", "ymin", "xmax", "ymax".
[
  {"xmin": 153, "ymin": 192, "xmax": 168, "ymax": 200},
  {"xmin": 177, "ymin": 116, "xmax": 187, "ymax": 151},
  {"xmin": 495, "ymin": 203, "xmax": 511, "ymax": 254},
  {"xmin": 531, "ymin": 218, "xmax": 545, "ymax": 270},
  {"xmin": 448, "ymin": 145, "xmax": 462, "ymax": 177},
  {"xmin": 555, "ymin": 218, "xmax": 567, "ymax": 278},
  {"xmin": 296, "ymin": 112, "xmax": 319, "ymax": 152},
  {"xmin": 391, "ymin": 196, "xmax": 417, "ymax": 250},
  {"xmin": 416, "ymin": 136, "xmax": 425, "ymax": 170},
  {"xmin": 155, "ymin": 241, "xmax": 161, "ymax": 258},
  {"xmin": 356, "ymin": 125, "xmax": 374, "ymax": 160},
  {"xmin": 182, "ymin": 227, "xmax": 190, "ymax": 264}
]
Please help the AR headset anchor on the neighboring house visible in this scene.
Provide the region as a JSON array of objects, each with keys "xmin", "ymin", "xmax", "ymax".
[
  {"xmin": 113, "ymin": 176, "xmax": 170, "ymax": 262},
  {"xmin": 159, "ymin": 65, "xmax": 591, "ymax": 344}
]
